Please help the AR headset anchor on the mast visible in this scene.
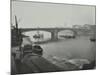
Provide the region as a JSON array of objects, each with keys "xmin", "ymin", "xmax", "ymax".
[
  {"xmin": 14, "ymin": 15, "xmax": 23, "ymax": 58},
  {"xmin": 37, "ymin": 27, "xmax": 40, "ymax": 42},
  {"xmin": 15, "ymin": 15, "xmax": 18, "ymax": 29},
  {"xmin": 37, "ymin": 27, "xmax": 40, "ymax": 35}
]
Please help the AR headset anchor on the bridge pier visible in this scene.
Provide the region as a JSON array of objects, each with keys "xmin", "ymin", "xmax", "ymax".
[
  {"xmin": 51, "ymin": 30, "xmax": 58, "ymax": 40},
  {"xmin": 73, "ymin": 30, "xmax": 77, "ymax": 38}
]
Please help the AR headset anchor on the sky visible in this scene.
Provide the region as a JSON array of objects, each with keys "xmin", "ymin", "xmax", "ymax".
[{"xmin": 11, "ymin": 1, "xmax": 96, "ymax": 28}]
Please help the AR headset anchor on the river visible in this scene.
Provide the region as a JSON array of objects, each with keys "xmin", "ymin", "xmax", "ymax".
[
  {"xmin": 22, "ymin": 31, "xmax": 96, "ymax": 61},
  {"xmin": 41, "ymin": 36, "xmax": 95, "ymax": 61}
]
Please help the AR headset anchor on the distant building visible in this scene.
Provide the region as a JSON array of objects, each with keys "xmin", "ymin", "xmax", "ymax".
[
  {"xmin": 72, "ymin": 25, "xmax": 82, "ymax": 29},
  {"xmin": 73, "ymin": 24, "xmax": 96, "ymax": 30},
  {"xmin": 83, "ymin": 24, "xmax": 96, "ymax": 30},
  {"xmin": 83, "ymin": 24, "xmax": 96, "ymax": 35}
]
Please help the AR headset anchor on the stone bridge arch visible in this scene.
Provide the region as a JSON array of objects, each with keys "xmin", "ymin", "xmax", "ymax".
[
  {"xmin": 57, "ymin": 29, "xmax": 77, "ymax": 38},
  {"xmin": 20, "ymin": 28, "xmax": 78, "ymax": 40},
  {"xmin": 21, "ymin": 29, "xmax": 58, "ymax": 40}
]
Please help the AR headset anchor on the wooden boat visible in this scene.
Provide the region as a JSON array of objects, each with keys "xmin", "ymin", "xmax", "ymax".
[
  {"xmin": 90, "ymin": 35, "xmax": 96, "ymax": 42},
  {"xmin": 33, "ymin": 30, "xmax": 44, "ymax": 39}
]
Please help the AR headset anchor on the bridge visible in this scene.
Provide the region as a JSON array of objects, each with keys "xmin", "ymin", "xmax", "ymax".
[{"xmin": 19, "ymin": 27, "xmax": 90, "ymax": 40}]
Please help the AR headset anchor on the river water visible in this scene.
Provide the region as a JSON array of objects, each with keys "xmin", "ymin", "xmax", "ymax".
[
  {"xmin": 42, "ymin": 36, "xmax": 95, "ymax": 61},
  {"xmin": 22, "ymin": 31, "xmax": 96, "ymax": 61}
]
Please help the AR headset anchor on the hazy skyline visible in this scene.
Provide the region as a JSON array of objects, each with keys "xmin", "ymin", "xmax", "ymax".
[{"xmin": 11, "ymin": 1, "xmax": 96, "ymax": 28}]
